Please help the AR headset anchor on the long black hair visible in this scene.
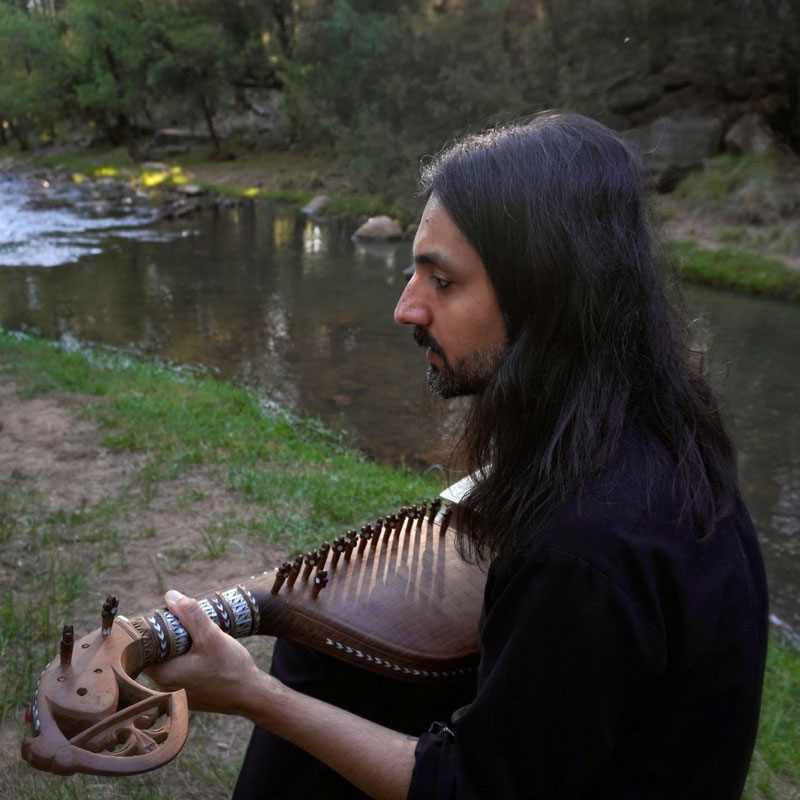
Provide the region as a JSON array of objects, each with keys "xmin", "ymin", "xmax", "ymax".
[{"xmin": 420, "ymin": 112, "xmax": 739, "ymax": 563}]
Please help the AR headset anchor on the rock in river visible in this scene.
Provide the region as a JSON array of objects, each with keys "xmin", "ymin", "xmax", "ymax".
[{"xmin": 351, "ymin": 215, "xmax": 403, "ymax": 242}]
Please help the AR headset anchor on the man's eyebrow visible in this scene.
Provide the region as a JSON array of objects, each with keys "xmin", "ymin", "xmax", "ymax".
[{"xmin": 413, "ymin": 251, "xmax": 447, "ymax": 267}]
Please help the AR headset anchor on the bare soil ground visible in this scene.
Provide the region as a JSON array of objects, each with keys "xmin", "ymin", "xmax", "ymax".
[{"xmin": 0, "ymin": 374, "xmax": 285, "ymax": 797}]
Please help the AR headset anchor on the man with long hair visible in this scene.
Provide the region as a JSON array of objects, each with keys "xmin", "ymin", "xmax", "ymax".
[{"xmin": 151, "ymin": 112, "xmax": 768, "ymax": 798}]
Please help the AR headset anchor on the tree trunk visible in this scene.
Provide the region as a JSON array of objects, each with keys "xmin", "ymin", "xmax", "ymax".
[
  {"xmin": 115, "ymin": 113, "xmax": 144, "ymax": 161},
  {"xmin": 7, "ymin": 119, "xmax": 29, "ymax": 150},
  {"xmin": 201, "ymin": 96, "xmax": 222, "ymax": 155},
  {"xmin": 270, "ymin": 0, "xmax": 295, "ymax": 58}
]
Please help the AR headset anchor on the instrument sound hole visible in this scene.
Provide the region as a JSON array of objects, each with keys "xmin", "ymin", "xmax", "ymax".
[{"xmin": 76, "ymin": 688, "xmax": 88, "ymax": 696}]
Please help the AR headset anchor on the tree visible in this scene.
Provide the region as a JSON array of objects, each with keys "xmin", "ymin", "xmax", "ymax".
[
  {"xmin": 147, "ymin": 7, "xmax": 235, "ymax": 154},
  {"xmin": 0, "ymin": 3, "xmax": 69, "ymax": 149},
  {"xmin": 63, "ymin": 0, "xmax": 156, "ymax": 159}
]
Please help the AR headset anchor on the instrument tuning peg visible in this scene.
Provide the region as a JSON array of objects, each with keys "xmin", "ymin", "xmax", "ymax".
[
  {"xmin": 303, "ymin": 550, "xmax": 320, "ymax": 579},
  {"xmin": 344, "ymin": 530, "xmax": 357, "ymax": 562},
  {"xmin": 101, "ymin": 596, "xmax": 119, "ymax": 637},
  {"xmin": 287, "ymin": 556, "xmax": 303, "ymax": 588},
  {"xmin": 440, "ymin": 503, "xmax": 453, "ymax": 535},
  {"xmin": 311, "ymin": 569, "xmax": 328, "ymax": 599},
  {"xmin": 60, "ymin": 624, "xmax": 74, "ymax": 667},
  {"xmin": 357, "ymin": 529, "xmax": 371, "ymax": 555},
  {"xmin": 271, "ymin": 561, "xmax": 293, "ymax": 594},
  {"xmin": 331, "ymin": 536, "xmax": 346, "ymax": 568}
]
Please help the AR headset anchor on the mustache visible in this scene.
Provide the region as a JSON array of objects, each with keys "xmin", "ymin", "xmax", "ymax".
[{"xmin": 413, "ymin": 326, "xmax": 444, "ymax": 358}]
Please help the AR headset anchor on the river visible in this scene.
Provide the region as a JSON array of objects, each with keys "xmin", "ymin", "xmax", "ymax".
[{"xmin": 1, "ymin": 173, "xmax": 798, "ymax": 629}]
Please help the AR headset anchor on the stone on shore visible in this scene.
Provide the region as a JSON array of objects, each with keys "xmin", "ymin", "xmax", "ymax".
[
  {"xmin": 351, "ymin": 215, "xmax": 403, "ymax": 242},
  {"xmin": 302, "ymin": 195, "xmax": 330, "ymax": 216},
  {"xmin": 402, "ymin": 223, "xmax": 419, "ymax": 240},
  {"xmin": 177, "ymin": 184, "xmax": 205, "ymax": 196},
  {"xmin": 633, "ymin": 115, "xmax": 723, "ymax": 191},
  {"xmin": 724, "ymin": 112, "xmax": 781, "ymax": 156}
]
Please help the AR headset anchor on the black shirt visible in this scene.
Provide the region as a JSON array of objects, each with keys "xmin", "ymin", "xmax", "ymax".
[{"xmin": 410, "ymin": 436, "xmax": 768, "ymax": 799}]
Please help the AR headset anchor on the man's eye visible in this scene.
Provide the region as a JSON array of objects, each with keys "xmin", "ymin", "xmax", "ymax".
[{"xmin": 431, "ymin": 276, "xmax": 452, "ymax": 290}]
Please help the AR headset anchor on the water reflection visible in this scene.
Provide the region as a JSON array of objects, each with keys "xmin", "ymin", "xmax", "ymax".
[
  {"xmin": 0, "ymin": 196, "xmax": 798, "ymax": 626},
  {"xmin": 685, "ymin": 285, "xmax": 800, "ymax": 627}
]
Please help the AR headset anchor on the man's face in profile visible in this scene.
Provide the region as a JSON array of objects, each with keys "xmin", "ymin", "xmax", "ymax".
[{"xmin": 394, "ymin": 196, "xmax": 507, "ymax": 398}]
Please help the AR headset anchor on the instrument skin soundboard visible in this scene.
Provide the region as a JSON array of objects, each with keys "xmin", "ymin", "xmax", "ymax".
[{"xmin": 21, "ymin": 500, "xmax": 487, "ymax": 777}]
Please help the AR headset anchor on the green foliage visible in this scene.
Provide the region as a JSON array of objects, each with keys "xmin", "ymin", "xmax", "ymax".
[
  {"xmin": 283, "ymin": 0, "xmax": 529, "ymax": 211},
  {"xmin": 2, "ymin": 0, "xmax": 800, "ymax": 194},
  {"xmin": 146, "ymin": 11, "xmax": 234, "ymax": 150},
  {"xmin": 0, "ymin": 4, "xmax": 70, "ymax": 147},
  {"xmin": 62, "ymin": 0, "xmax": 157, "ymax": 154}
]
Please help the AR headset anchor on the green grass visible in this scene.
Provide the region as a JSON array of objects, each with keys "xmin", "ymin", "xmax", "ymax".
[
  {"xmin": 661, "ymin": 151, "xmax": 800, "ymax": 278},
  {"xmin": 673, "ymin": 240, "xmax": 800, "ymax": 301},
  {"xmin": 670, "ymin": 152, "xmax": 780, "ymax": 209},
  {"xmin": 0, "ymin": 329, "xmax": 438, "ymax": 539},
  {"xmin": 744, "ymin": 636, "xmax": 800, "ymax": 799}
]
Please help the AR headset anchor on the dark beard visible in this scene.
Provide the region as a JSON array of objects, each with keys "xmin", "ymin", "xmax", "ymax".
[{"xmin": 414, "ymin": 326, "xmax": 505, "ymax": 398}]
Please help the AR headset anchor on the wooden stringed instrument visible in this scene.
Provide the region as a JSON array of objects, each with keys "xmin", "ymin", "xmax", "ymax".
[{"xmin": 21, "ymin": 498, "xmax": 486, "ymax": 777}]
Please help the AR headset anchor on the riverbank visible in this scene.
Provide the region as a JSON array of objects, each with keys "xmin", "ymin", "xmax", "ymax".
[
  {"xmin": 0, "ymin": 330, "xmax": 798, "ymax": 799},
  {"xmin": 2, "ymin": 142, "xmax": 800, "ymax": 302}
]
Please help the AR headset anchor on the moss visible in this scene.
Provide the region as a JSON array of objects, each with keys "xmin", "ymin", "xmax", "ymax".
[{"xmin": 673, "ymin": 241, "xmax": 800, "ymax": 302}]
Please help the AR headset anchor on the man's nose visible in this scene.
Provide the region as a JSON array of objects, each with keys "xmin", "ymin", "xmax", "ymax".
[{"xmin": 394, "ymin": 275, "xmax": 431, "ymax": 327}]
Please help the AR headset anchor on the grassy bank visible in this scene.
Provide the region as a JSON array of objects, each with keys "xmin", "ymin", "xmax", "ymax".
[
  {"xmin": 0, "ymin": 330, "xmax": 798, "ymax": 798},
  {"xmin": 662, "ymin": 152, "xmax": 800, "ymax": 302},
  {"xmin": 3, "ymin": 142, "xmax": 397, "ymax": 220},
  {"xmin": 674, "ymin": 240, "xmax": 800, "ymax": 302}
]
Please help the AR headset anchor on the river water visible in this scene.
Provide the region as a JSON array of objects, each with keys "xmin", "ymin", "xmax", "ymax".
[{"xmin": 1, "ymin": 174, "xmax": 798, "ymax": 629}]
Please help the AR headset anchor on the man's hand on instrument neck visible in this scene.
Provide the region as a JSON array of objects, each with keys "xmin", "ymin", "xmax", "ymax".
[
  {"xmin": 145, "ymin": 591, "xmax": 261, "ymax": 716},
  {"xmin": 148, "ymin": 590, "xmax": 417, "ymax": 800}
]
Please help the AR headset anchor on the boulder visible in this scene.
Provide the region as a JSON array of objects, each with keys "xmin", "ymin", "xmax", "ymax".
[
  {"xmin": 151, "ymin": 128, "xmax": 211, "ymax": 148},
  {"xmin": 301, "ymin": 195, "xmax": 330, "ymax": 216},
  {"xmin": 633, "ymin": 116, "xmax": 723, "ymax": 191},
  {"xmin": 176, "ymin": 184, "xmax": 205, "ymax": 197},
  {"xmin": 351, "ymin": 215, "xmax": 403, "ymax": 242},
  {"xmin": 402, "ymin": 223, "xmax": 419, "ymax": 240},
  {"xmin": 724, "ymin": 112, "xmax": 781, "ymax": 155},
  {"xmin": 213, "ymin": 89, "xmax": 291, "ymax": 150},
  {"xmin": 150, "ymin": 144, "xmax": 190, "ymax": 158},
  {"xmin": 645, "ymin": 116, "xmax": 723, "ymax": 168}
]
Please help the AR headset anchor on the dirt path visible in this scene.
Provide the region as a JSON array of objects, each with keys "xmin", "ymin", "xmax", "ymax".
[{"xmin": 0, "ymin": 378, "xmax": 286, "ymax": 606}]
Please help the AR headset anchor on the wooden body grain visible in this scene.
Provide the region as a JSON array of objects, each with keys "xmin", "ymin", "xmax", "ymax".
[{"xmin": 246, "ymin": 516, "xmax": 485, "ymax": 679}]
